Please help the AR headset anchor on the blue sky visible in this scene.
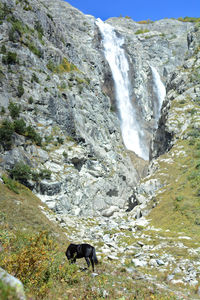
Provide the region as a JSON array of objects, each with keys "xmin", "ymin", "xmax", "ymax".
[{"xmin": 65, "ymin": 0, "xmax": 200, "ymax": 21}]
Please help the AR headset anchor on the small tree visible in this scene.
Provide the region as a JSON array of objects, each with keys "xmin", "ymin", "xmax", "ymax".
[
  {"xmin": 14, "ymin": 118, "xmax": 26, "ymax": 135},
  {"xmin": 2, "ymin": 51, "xmax": 18, "ymax": 64},
  {"xmin": 10, "ymin": 161, "xmax": 32, "ymax": 185},
  {"xmin": 8, "ymin": 102, "xmax": 21, "ymax": 119},
  {"xmin": 17, "ymin": 76, "xmax": 24, "ymax": 97},
  {"xmin": 25, "ymin": 125, "xmax": 42, "ymax": 146},
  {"xmin": 0, "ymin": 120, "xmax": 14, "ymax": 150}
]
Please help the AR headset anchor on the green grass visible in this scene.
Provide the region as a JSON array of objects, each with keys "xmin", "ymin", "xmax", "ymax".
[{"xmin": 147, "ymin": 138, "xmax": 200, "ymax": 241}]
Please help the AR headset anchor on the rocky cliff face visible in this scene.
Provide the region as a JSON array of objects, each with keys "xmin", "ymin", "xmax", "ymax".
[{"xmin": 0, "ymin": 0, "xmax": 196, "ymax": 218}]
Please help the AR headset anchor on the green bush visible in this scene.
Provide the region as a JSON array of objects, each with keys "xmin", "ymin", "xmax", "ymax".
[
  {"xmin": 135, "ymin": 29, "xmax": 150, "ymax": 34},
  {"xmin": 63, "ymin": 151, "xmax": 68, "ymax": 159},
  {"xmin": 178, "ymin": 17, "xmax": 200, "ymax": 23},
  {"xmin": 8, "ymin": 16, "xmax": 32, "ymax": 41},
  {"xmin": 57, "ymin": 137, "xmax": 64, "ymax": 144},
  {"xmin": 28, "ymin": 96, "xmax": 34, "ymax": 104},
  {"xmin": 0, "ymin": 45, "xmax": 6, "ymax": 54},
  {"xmin": 27, "ymin": 42, "xmax": 42, "ymax": 58},
  {"xmin": 25, "ymin": 125, "xmax": 42, "ymax": 146},
  {"xmin": 8, "ymin": 102, "xmax": 21, "ymax": 119},
  {"xmin": 1, "ymin": 107, "xmax": 6, "ymax": 115},
  {"xmin": 0, "ymin": 3, "xmax": 12, "ymax": 21},
  {"xmin": 10, "ymin": 161, "xmax": 32, "ymax": 184},
  {"xmin": 188, "ymin": 128, "xmax": 200, "ymax": 138},
  {"xmin": 13, "ymin": 118, "xmax": 26, "ymax": 135},
  {"xmin": 46, "ymin": 60, "xmax": 55, "ymax": 72},
  {"xmin": 39, "ymin": 169, "xmax": 51, "ymax": 180},
  {"xmin": 2, "ymin": 51, "xmax": 18, "ymax": 64},
  {"xmin": 0, "ymin": 120, "xmax": 14, "ymax": 150},
  {"xmin": 32, "ymin": 168, "xmax": 51, "ymax": 181},
  {"xmin": 31, "ymin": 72, "xmax": 40, "ymax": 83},
  {"xmin": 17, "ymin": 76, "xmax": 24, "ymax": 97},
  {"xmin": 2, "ymin": 174, "xmax": 20, "ymax": 194},
  {"xmin": 34, "ymin": 21, "xmax": 44, "ymax": 40}
]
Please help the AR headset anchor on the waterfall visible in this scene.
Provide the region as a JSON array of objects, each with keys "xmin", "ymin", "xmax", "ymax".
[
  {"xmin": 150, "ymin": 66, "xmax": 166, "ymax": 122},
  {"xmin": 96, "ymin": 18, "xmax": 148, "ymax": 161}
]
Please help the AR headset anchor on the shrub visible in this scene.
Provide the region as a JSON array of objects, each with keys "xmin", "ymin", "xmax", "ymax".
[
  {"xmin": 0, "ymin": 231, "xmax": 80, "ymax": 298},
  {"xmin": 63, "ymin": 151, "xmax": 68, "ymax": 159},
  {"xmin": 135, "ymin": 29, "xmax": 150, "ymax": 34},
  {"xmin": 2, "ymin": 51, "xmax": 18, "ymax": 64},
  {"xmin": 32, "ymin": 168, "xmax": 51, "ymax": 181},
  {"xmin": 28, "ymin": 96, "xmax": 34, "ymax": 104},
  {"xmin": 13, "ymin": 118, "xmax": 26, "ymax": 135},
  {"xmin": 57, "ymin": 137, "xmax": 64, "ymax": 144},
  {"xmin": 39, "ymin": 169, "xmax": 51, "ymax": 180},
  {"xmin": 8, "ymin": 102, "xmax": 21, "ymax": 119},
  {"xmin": 0, "ymin": 45, "xmax": 6, "ymax": 54},
  {"xmin": 46, "ymin": 60, "xmax": 55, "ymax": 72},
  {"xmin": 175, "ymin": 195, "xmax": 184, "ymax": 202},
  {"xmin": 10, "ymin": 161, "xmax": 32, "ymax": 184},
  {"xmin": 31, "ymin": 72, "xmax": 40, "ymax": 83},
  {"xmin": 0, "ymin": 120, "xmax": 14, "ymax": 150},
  {"xmin": 188, "ymin": 128, "xmax": 200, "ymax": 138},
  {"xmin": 1, "ymin": 107, "xmax": 6, "ymax": 115},
  {"xmin": 46, "ymin": 75, "xmax": 51, "ymax": 81},
  {"xmin": 178, "ymin": 17, "xmax": 200, "ymax": 23},
  {"xmin": 0, "ymin": 3, "xmax": 12, "ymax": 21},
  {"xmin": 25, "ymin": 125, "xmax": 42, "ymax": 146},
  {"xmin": 27, "ymin": 42, "xmax": 42, "ymax": 58},
  {"xmin": 47, "ymin": 58, "xmax": 78, "ymax": 73},
  {"xmin": 34, "ymin": 21, "xmax": 44, "ymax": 40},
  {"xmin": 137, "ymin": 19, "xmax": 153, "ymax": 24},
  {"xmin": 2, "ymin": 174, "xmax": 20, "ymax": 194},
  {"xmin": 17, "ymin": 76, "xmax": 24, "ymax": 97}
]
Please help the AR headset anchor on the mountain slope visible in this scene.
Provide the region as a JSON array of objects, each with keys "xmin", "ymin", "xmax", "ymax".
[{"xmin": 0, "ymin": 0, "xmax": 200, "ymax": 298}]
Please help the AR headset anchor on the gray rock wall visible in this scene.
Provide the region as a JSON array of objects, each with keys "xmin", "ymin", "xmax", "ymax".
[{"xmin": 0, "ymin": 0, "xmax": 195, "ymax": 216}]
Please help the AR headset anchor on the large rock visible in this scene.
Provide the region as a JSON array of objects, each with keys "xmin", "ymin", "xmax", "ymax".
[{"xmin": 0, "ymin": 267, "xmax": 26, "ymax": 300}]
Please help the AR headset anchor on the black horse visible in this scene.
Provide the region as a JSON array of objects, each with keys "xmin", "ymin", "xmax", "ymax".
[{"xmin": 66, "ymin": 243, "xmax": 98, "ymax": 272}]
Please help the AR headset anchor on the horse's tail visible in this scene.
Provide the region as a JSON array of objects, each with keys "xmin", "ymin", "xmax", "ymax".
[{"xmin": 92, "ymin": 247, "xmax": 98, "ymax": 265}]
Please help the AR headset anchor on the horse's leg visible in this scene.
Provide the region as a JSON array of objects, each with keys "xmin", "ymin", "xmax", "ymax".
[
  {"xmin": 69, "ymin": 258, "xmax": 76, "ymax": 264},
  {"xmin": 90, "ymin": 258, "xmax": 94, "ymax": 272},
  {"xmin": 85, "ymin": 257, "xmax": 90, "ymax": 268}
]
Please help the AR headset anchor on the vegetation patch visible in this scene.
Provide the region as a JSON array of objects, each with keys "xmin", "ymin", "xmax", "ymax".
[
  {"xmin": 135, "ymin": 29, "xmax": 150, "ymax": 34},
  {"xmin": 47, "ymin": 58, "xmax": 79, "ymax": 73},
  {"xmin": 147, "ymin": 139, "xmax": 200, "ymax": 241},
  {"xmin": 177, "ymin": 17, "xmax": 200, "ymax": 23},
  {"xmin": 2, "ymin": 51, "xmax": 18, "ymax": 65},
  {"xmin": 137, "ymin": 19, "xmax": 153, "ymax": 24}
]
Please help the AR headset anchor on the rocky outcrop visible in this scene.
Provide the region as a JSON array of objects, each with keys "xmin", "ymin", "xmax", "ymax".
[
  {"xmin": 150, "ymin": 23, "xmax": 200, "ymax": 158},
  {"xmin": 0, "ymin": 267, "xmax": 26, "ymax": 300}
]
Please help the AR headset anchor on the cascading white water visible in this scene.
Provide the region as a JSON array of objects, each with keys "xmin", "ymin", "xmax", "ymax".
[
  {"xmin": 96, "ymin": 18, "xmax": 148, "ymax": 160},
  {"xmin": 150, "ymin": 66, "xmax": 166, "ymax": 122}
]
